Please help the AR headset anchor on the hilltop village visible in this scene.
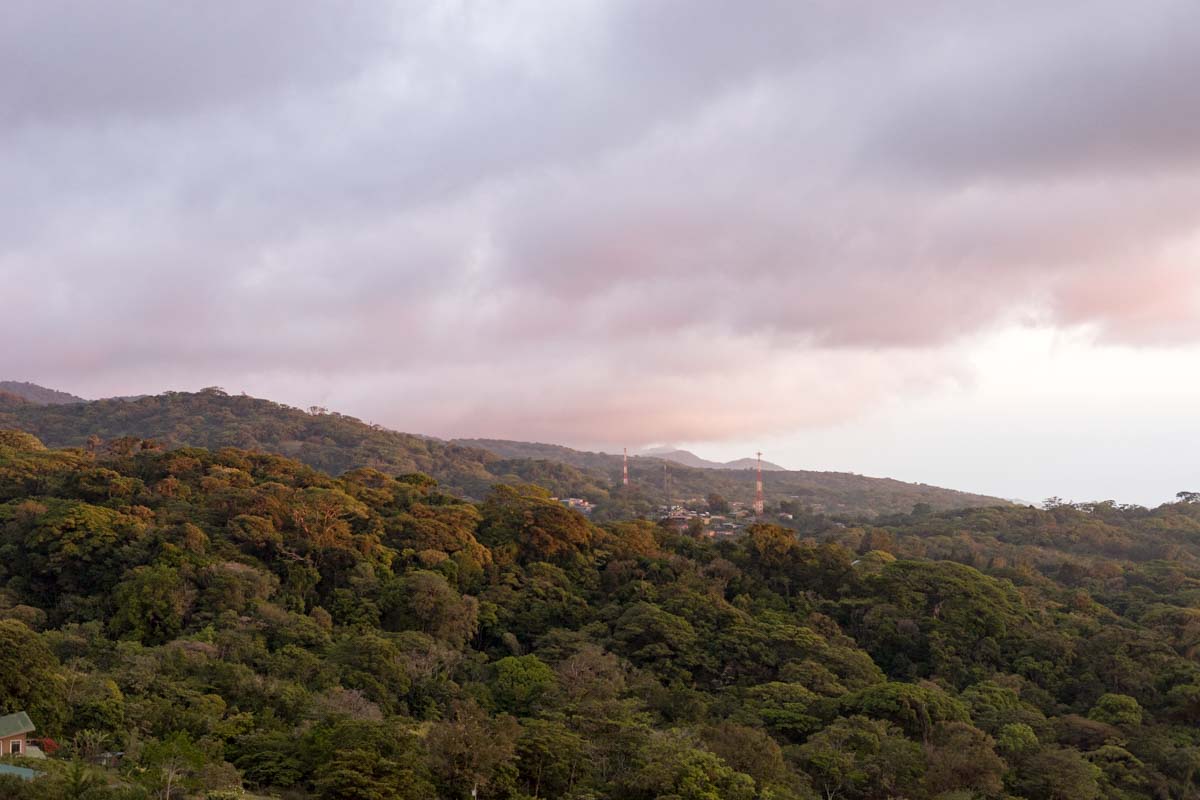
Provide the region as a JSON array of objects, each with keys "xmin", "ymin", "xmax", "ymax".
[{"xmin": 554, "ymin": 496, "xmax": 797, "ymax": 537}]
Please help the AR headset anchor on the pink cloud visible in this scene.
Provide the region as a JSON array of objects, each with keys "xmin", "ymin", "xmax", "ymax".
[{"xmin": 4, "ymin": 1, "xmax": 1200, "ymax": 446}]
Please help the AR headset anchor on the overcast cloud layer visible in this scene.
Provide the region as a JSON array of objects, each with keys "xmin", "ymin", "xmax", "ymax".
[{"xmin": 5, "ymin": 2, "xmax": 1200, "ymax": 470}]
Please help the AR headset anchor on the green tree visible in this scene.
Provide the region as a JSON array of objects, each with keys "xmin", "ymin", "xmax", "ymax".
[
  {"xmin": 839, "ymin": 681, "xmax": 969, "ymax": 741},
  {"xmin": 706, "ymin": 493, "xmax": 731, "ymax": 514},
  {"xmin": 1010, "ymin": 746, "xmax": 1101, "ymax": 800},
  {"xmin": 995, "ymin": 723, "xmax": 1039, "ymax": 759},
  {"xmin": 745, "ymin": 682, "xmax": 821, "ymax": 740},
  {"xmin": 794, "ymin": 716, "xmax": 924, "ymax": 800},
  {"xmin": 0, "ymin": 619, "xmax": 66, "ymax": 732},
  {"xmin": 701, "ymin": 721, "xmax": 805, "ymax": 797},
  {"xmin": 426, "ymin": 700, "xmax": 519, "ymax": 799},
  {"xmin": 287, "ymin": 487, "xmax": 370, "ymax": 551},
  {"xmin": 0, "ymin": 776, "xmax": 36, "ymax": 800},
  {"xmin": 1087, "ymin": 693, "xmax": 1142, "ymax": 728},
  {"xmin": 626, "ymin": 730, "xmax": 756, "ymax": 800},
  {"xmin": 380, "ymin": 571, "xmax": 479, "ymax": 647},
  {"xmin": 315, "ymin": 746, "xmax": 434, "ymax": 800},
  {"xmin": 516, "ymin": 717, "xmax": 588, "ymax": 799},
  {"xmin": 232, "ymin": 731, "xmax": 305, "ymax": 790},
  {"xmin": 492, "ymin": 655, "xmax": 556, "ymax": 716},
  {"xmin": 478, "ymin": 484, "xmax": 593, "ymax": 564},
  {"xmin": 330, "ymin": 631, "xmax": 411, "ymax": 713},
  {"xmin": 610, "ymin": 602, "xmax": 698, "ymax": 681},
  {"xmin": 109, "ymin": 564, "xmax": 192, "ymax": 645},
  {"xmin": 922, "ymin": 722, "xmax": 1005, "ymax": 797},
  {"xmin": 56, "ymin": 760, "xmax": 107, "ymax": 800},
  {"xmin": 140, "ymin": 733, "xmax": 208, "ymax": 800},
  {"xmin": 0, "ymin": 499, "xmax": 149, "ymax": 602}
]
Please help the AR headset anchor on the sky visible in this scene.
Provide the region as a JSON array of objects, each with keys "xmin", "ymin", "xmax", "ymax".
[{"xmin": 3, "ymin": 1, "xmax": 1199, "ymax": 507}]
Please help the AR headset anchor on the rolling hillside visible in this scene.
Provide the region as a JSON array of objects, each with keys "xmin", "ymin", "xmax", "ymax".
[
  {"xmin": 461, "ymin": 438, "xmax": 1005, "ymax": 516},
  {"xmin": 642, "ymin": 446, "xmax": 788, "ymax": 471},
  {"xmin": 0, "ymin": 380, "xmax": 86, "ymax": 405},
  {"xmin": 0, "ymin": 386, "xmax": 1007, "ymax": 516}
]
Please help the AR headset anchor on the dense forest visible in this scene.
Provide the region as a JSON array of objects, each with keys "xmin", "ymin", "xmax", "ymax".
[
  {"xmin": 2, "ymin": 427, "xmax": 1200, "ymax": 799},
  {"xmin": 0, "ymin": 387, "xmax": 1003, "ymax": 517}
]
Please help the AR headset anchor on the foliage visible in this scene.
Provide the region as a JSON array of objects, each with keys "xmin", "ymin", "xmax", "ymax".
[
  {"xmin": 0, "ymin": 389, "xmax": 1004, "ymax": 515},
  {"xmin": 1, "ymin": 429, "xmax": 1200, "ymax": 798},
  {"xmin": 0, "ymin": 619, "xmax": 67, "ymax": 731},
  {"xmin": 491, "ymin": 655, "xmax": 556, "ymax": 715}
]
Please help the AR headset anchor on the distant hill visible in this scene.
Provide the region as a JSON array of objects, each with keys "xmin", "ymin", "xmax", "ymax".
[
  {"xmin": 455, "ymin": 439, "xmax": 620, "ymax": 471},
  {"xmin": 643, "ymin": 446, "xmax": 787, "ymax": 471},
  {"xmin": 0, "ymin": 380, "xmax": 87, "ymax": 405},
  {"xmin": 0, "ymin": 387, "xmax": 1008, "ymax": 516},
  {"xmin": 460, "ymin": 438, "xmax": 1006, "ymax": 516},
  {"xmin": 0, "ymin": 387, "xmax": 508, "ymax": 499}
]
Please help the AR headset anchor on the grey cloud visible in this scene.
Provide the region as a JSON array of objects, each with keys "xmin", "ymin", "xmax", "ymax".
[
  {"xmin": 863, "ymin": 1, "xmax": 1200, "ymax": 179},
  {"xmin": 0, "ymin": 2, "xmax": 395, "ymax": 127},
  {"xmin": 3, "ymin": 1, "xmax": 1200, "ymax": 443}
]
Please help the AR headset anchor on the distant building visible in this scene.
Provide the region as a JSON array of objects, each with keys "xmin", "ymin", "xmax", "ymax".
[
  {"xmin": 662, "ymin": 505, "xmax": 697, "ymax": 520},
  {"xmin": 0, "ymin": 712, "xmax": 34, "ymax": 757},
  {"xmin": 559, "ymin": 498, "xmax": 595, "ymax": 515}
]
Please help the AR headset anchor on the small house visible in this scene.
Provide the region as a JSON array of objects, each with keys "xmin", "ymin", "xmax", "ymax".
[{"xmin": 0, "ymin": 712, "xmax": 35, "ymax": 757}]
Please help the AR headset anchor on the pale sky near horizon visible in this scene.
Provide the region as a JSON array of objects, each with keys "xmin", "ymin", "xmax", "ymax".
[
  {"xmin": 3, "ymin": 2, "xmax": 1199, "ymax": 507},
  {"xmin": 691, "ymin": 327, "xmax": 1200, "ymax": 507}
]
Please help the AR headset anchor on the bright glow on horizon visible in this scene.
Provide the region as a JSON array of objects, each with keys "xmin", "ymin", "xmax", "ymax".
[{"xmin": 681, "ymin": 327, "xmax": 1200, "ymax": 507}]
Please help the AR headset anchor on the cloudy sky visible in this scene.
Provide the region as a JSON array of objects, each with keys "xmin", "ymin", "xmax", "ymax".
[{"xmin": 4, "ymin": 1, "xmax": 1200, "ymax": 506}]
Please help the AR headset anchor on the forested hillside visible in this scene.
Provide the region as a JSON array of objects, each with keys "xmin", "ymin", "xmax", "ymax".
[
  {"xmin": 0, "ymin": 388, "xmax": 501, "ymax": 494},
  {"xmin": 640, "ymin": 447, "xmax": 787, "ymax": 471},
  {"xmin": 3, "ymin": 430, "xmax": 1200, "ymax": 799},
  {"xmin": 0, "ymin": 382, "xmax": 86, "ymax": 405},
  {"xmin": 460, "ymin": 438, "xmax": 1004, "ymax": 516},
  {"xmin": 0, "ymin": 388, "xmax": 1004, "ymax": 516}
]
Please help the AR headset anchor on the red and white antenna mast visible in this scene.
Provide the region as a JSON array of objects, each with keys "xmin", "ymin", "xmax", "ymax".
[
  {"xmin": 754, "ymin": 451, "xmax": 765, "ymax": 516},
  {"xmin": 622, "ymin": 447, "xmax": 629, "ymax": 487}
]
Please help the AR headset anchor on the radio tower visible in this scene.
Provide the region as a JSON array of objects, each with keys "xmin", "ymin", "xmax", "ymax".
[
  {"xmin": 622, "ymin": 448, "xmax": 629, "ymax": 487},
  {"xmin": 753, "ymin": 451, "xmax": 765, "ymax": 516}
]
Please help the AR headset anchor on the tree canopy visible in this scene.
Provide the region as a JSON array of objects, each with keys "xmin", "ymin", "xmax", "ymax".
[{"xmin": 2, "ymin": 428, "xmax": 1200, "ymax": 798}]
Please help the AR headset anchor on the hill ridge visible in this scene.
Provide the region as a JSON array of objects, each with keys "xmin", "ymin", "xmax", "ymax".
[
  {"xmin": 0, "ymin": 386, "xmax": 1007, "ymax": 516},
  {"xmin": 642, "ymin": 446, "xmax": 788, "ymax": 471},
  {"xmin": 0, "ymin": 380, "xmax": 87, "ymax": 405}
]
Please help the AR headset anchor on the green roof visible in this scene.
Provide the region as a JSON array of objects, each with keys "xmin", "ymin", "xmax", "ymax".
[
  {"xmin": 0, "ymin": 712, "xmax": 34, "ymax": 739},
  {"xmin": 0, "ymin": 764, "xmax": 37, "ymax": 781}
]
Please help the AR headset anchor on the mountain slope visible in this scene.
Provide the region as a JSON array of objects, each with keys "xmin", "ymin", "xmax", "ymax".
[
  {"xmin": 0, "ymin": 388, "xmax": 502, "ymax": 497},
  {"xmin": 0, "ymin": 380, "xmax": 87, "ymax": 405},
  {"xmin": 643, "ymin": 447, "xmax": 787, "ymax": 471},
  {"xmin": 0, "ymin": 387, "xmax": 1008, "ymax": 515},
  {"xmin": 460, "ymin": 438, "xmax": 1006, "ymax": 515}
]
